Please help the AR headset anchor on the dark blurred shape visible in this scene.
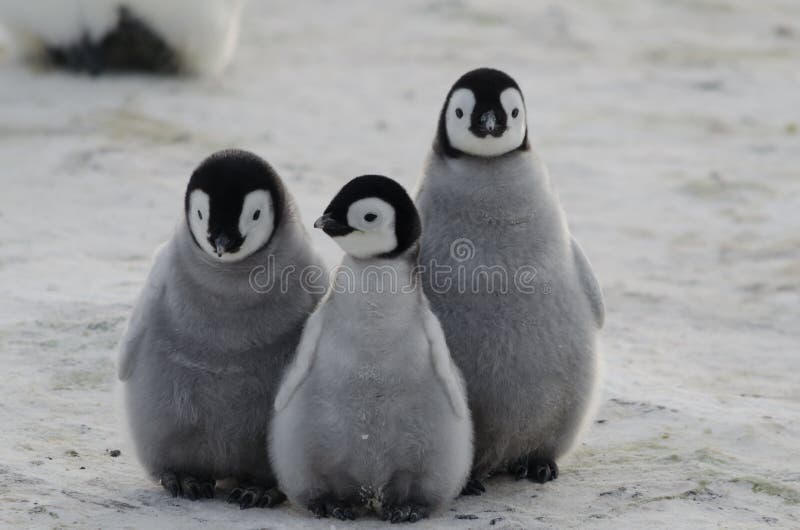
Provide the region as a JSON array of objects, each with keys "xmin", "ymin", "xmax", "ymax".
[{"xmin": 46, "ymin": 7, "xmax": 178, "ymax": 76}]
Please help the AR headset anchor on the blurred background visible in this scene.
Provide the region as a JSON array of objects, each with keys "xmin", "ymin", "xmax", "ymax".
[{"xmin": 0, "ymin": 1, "xmax": 798, "ymax": 528}]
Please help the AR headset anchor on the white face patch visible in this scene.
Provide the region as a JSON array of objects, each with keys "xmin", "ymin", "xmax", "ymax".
[
  {"xmin": 445, "ymin": 87, "xmax": 527, "ymax": 157},
  {"xmin": 333, "ymin": 197, "xmax": 397, "ymax": 259},
  {"xmin": 188, "ymin": 189, "xmax": 214, "ymax": 256},
  {"xmin": 235, "ymin": 190, "xmax": 275, "ymax": 260},
  {"xmin": 187, "ymin": 189, "xmax": 275, "ymax": 262}
]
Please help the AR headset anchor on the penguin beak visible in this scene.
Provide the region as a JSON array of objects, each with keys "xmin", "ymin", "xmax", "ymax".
[
  {"xmin": 214, "ymin": 234, "xmax": 231, "ymax": 257},
  {"xmin": 314, "ymin": 213, "xmax": 353, "ymax": 237},
  {"xmin": 482, "ymin": 110, "xmax": 497, "ymax": 133},
  {"xmin": 313, "ymin": 214, "xmax": 332, "ymax": 230},
  {"xmin": 475, "ymin": 110, "xmax": 506, "ymax": 137}
]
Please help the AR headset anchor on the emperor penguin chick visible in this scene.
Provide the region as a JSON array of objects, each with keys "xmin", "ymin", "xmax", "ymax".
[
  {"xmin": 118, "ymin": 149, "xmax": 325, "ymax": 508},
  {"xmin": 270, "ymin": 175, "xmax": 473, "ymax": 523},
  {"xmin": 415, "ymin": 68, "xmax": 605, "ymax": 493}
]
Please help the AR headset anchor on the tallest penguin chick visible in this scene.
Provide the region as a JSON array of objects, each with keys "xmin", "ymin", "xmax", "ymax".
[
  {"xmin": 416, "ymin": 68, "xmax": 605, "ymax": 492},
  {"xmin": 118, "ymin": 150, "xmax": 325, "ymax": 508}
]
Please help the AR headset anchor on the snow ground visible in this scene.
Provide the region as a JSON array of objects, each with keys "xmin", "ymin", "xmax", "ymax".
[{"xmin": 1, "ymin": 0, "xmax": 799, "ymax": 528}]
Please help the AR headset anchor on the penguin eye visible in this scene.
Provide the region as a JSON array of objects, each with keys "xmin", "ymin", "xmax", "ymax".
[
  {"xmin": 252, "ymin": 209, "xmax": 261, "ymax": 221},
  {"xmin": 511, "ymin": 108, "xmax": 519, "ymax": 118},
  {"xmin": 364, "ymin": 213, "xmax": 377, "ymax": 222},
  {"xmin": 197, "ymin": 210, "xmax": 203, "ymax": 220},
  {"xmin": 455, "ymin": 108, "xmax": 464, "ymax": 119}
]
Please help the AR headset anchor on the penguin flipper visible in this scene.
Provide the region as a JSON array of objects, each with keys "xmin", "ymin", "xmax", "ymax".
[
  {"xmin": 274, "ymin": 307, "xmax": 325, "ymax": 411},
  {"xmin": 117, "ymin": 243, "xmax": 169, "ymax": 381},
  {"xmin": 571, "ymin": 237, "xmax": 605, "ymax": 328},
  {"xmin": 422, "ymin": 304, "xmax": 468, "ymax": 419},
  {"xmin": 117, "ymin": 316, "xmax": 145, "ymax": 381}
]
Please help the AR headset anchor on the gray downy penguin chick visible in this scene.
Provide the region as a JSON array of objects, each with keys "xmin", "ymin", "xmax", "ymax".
[
  {"xmin": 415, "ymin": 68, "xmax": 605, "ymax": 494},
  {"xmin": 270, "ymin": 175, "xmax": 473, "ymax": 523},
  {"xmin": 118, "ymin": 149, "xmax": 325, "ymax": 508}
]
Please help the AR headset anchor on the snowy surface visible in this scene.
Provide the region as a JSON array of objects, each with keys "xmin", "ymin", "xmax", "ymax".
[{"xmin": 1, "ymin": 0, "xmax": 799, "ymax": 528}]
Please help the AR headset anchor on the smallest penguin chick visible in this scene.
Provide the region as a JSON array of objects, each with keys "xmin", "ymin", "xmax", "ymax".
[{"xmin": 270, "ymin": 175, "xmax": 473, "ymax": 523}]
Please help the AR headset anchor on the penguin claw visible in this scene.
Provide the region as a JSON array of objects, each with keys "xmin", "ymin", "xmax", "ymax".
[
  {"xmin": 161, "ymin": 472, "xmax": 180, "ymax": 498},
  {"xmin": 408, "ymin": 509, "xmax": 424, "ymax": 523},
  {"xmin": 510, "ymin": 455, "xmax": 529, "ymax": 480},
  {"xmin": 161, "ymin": 472, "xmax": 215, "ymax": 501},
  {"xmin": 228, "ymin": 485, "xmax": 285, "ymax": 509},
  {"xmin": 536, "ymin": 465, "xmax": 551, "ymax": 483},
  {"xmin": 239, "ymin": 490, "xmax": 256, "ymax": 509},
  {"xmin": 227, "ymin": 488, "xmax": 243, "ymax": 503},
  {"xmin": 331, "ymin": 506, "xmax": 356, "ymax": 521},
  {"xmin": 201, "ymin": 482, "xmax": 215, "ymax": 499},
  {"xmin": 391, "ymin": 506, "xmax": 410, "ymax": 523},
  {"xmin": 308, "ymin": 499, "xmax": 327, "ymax": 518},
  {"xmin": 460, "ymin": 478, "xmax": 486, "ymax": 496},
  {"xmin": 260, "ymin": 487, "xmax": 287, "ymax": 508},
  {"xmin": 383, "ymin": 503, "xmax": 428, "ymax": 523},
  {"xmin": 183, "ymin": 478, "xmax": 199, "ymax": 501},
  {"xmin": 308, "ymin": 498, "xmax": 356, "ymax": 520},
  {"xmin": 528, "ymin": 458, "xmax": 558, "ymax": 484}
]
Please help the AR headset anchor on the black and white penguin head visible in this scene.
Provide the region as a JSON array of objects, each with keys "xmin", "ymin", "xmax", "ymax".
[
  {"xmin": 437, "ymin": 67, "xmax": 529, "ymax": 158},
  {"xmin": 314, "ymin": 175, "xmax": 421, "ymax": 260},
  {"xmin": 185, "ymin": 149, "xmax": 284, "ymax": 262}
]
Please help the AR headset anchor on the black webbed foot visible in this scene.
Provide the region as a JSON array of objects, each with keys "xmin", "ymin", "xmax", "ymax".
[
  {"xmin": 160, "ymin": 472, "xmax": 215, "ymax": 500},
  {"xmin": 527, "ymin": 458, "xmax": 558, "ymax": 483},
  {"xmin": 511, "ymin": 455, "xmax": 530, "ymax": 480},
  {"xmin": 460, "ymin": 477, "xmax": 486, "ymax": 496},
  {"xmin": 161, "ymin": 471, "xmax": 180, "ymax": 498},
  {"xmin": 307, "ymin": 497, "xmax": 357, "ymax": 520},
  {"xmin": 382, "ymin": 503, "xmax": 429, "ymax": 524},
  {"xmin": 227, "ymin": 485, "xmax": 286, "ymax": 509}
]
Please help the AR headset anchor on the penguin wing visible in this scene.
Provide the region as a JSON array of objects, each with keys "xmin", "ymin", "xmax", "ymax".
[
  {"xmin": 422, "ymin": 303, "xmax": 469, "ymax": 419},
  {"xmin": 571, "ymin": 237, "xmax": 605, "ymax": 328},
  {"xmin": 273, "ymin": 305, "xmax": 326, "ymax": 411},
  {"xmin": 117, "ymin": 244, "xmax": 170, "ymax": 381}
]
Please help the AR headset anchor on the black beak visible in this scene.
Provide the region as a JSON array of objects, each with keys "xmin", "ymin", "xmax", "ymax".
[
  {"xmin": 314, "ymin": 213, "xmax": 353, "ymax": 237},
  {"xmin": 210, "ymin": 234, "xmax": 243, "ymax": 257},
  {"xmin": 481, "ymin": 110, "xmax": 497, "ymax": 133},
  {"xmin": 213, "ymin": 235, "xmax": 230, "ymax": 257},
  {"xmin": 472, "ymin": 110, "xmax": 506, "ymax": 137}
]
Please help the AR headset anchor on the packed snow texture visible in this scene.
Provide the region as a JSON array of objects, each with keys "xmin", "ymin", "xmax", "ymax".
[{"xmin": 1, "ymin": 0, "xmax": 799, "ymax": 528}]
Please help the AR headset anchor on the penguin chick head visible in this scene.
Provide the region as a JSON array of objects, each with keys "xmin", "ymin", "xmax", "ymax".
[
  {"xmin": 437, "ymin": 67, "xmax": 529, "ymax": 158},
  {"xmin": 185, "ymin": 149, "xmax": 284, "ymax": 262},
  {"xmin": 314, "ymin": 175, "xmax": 421, "ymax": 260}
]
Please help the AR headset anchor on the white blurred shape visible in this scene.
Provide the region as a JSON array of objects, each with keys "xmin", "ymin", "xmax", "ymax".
[{"xmin": 0, "ymin": 0, "xmax": 245, "ymax": 75}]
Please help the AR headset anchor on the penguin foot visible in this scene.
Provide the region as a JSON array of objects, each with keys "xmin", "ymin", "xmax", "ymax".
[
  {"xmin": 227, "ymin": 485, "xmax": 286, "ymax": 509},
  {"xmin": 514, "ymin": 463, "xmax": 529, "ymax": 480},
  {"xmin": 381, "ymin": 503, "xmax": 429, "ymax": 524},
  {"xmin": 527, "ymin": 458, "xmax": 558, "ymax": 484},
  {"xmin": 307, "ymin": 497, "xmax": 357, "ymax": 520},
  {"xmin": 160, "ymin": 472, "xmax": 215, "ymax": 500},
  {"xmin": 460, "ymin": 478, "xmax": 486, "ymax": 496}
]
